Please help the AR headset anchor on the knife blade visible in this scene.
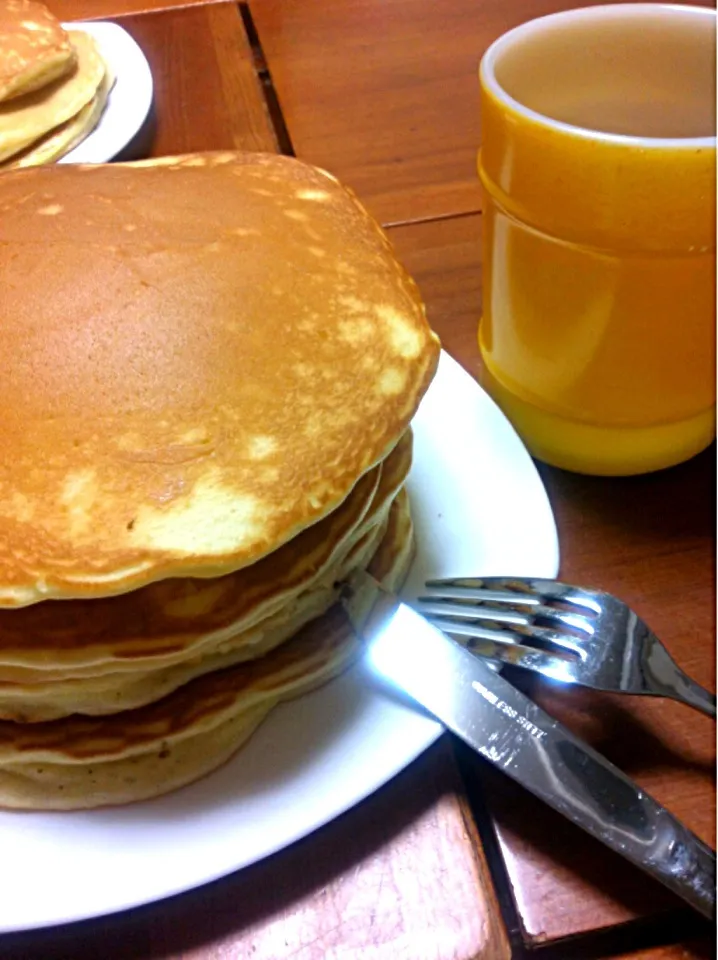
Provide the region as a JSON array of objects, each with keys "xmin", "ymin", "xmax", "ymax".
[{"xmin": 342, "ymin": 571, "xmax": 716, "ymax": 920}]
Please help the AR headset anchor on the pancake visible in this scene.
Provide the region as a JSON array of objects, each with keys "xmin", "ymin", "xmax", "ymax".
[
  {"xmin": 0, "ymin": 433, "xmax": 411, "ymax": 718},
  {"xmin": 0, "ymin": 0, "xmax": 75, "ymax": 103},
  {"xmin": 2, "ymin": 55, "xmax": 114, "ymax": 167},
  {"xmin": 0, "ymin": 152, "xmax": 440, "ymax": 607},
  {"xmin": 0, "ymin": 29, "xmax": 105, "ymax": 162},
  {"xmin": 0, "ymin": 512, "xmax": 389, "ymax": 721},
  {"xmin": 0, "ymin": 492, "xmax": 414, "ymax": 809},
  {"xmin": 0, "ymin": 507, "xmax": 391, "ymax": 721},
  {"xmin": 0, "ymin": 430, "xmax": 412, "ymax": 683}
]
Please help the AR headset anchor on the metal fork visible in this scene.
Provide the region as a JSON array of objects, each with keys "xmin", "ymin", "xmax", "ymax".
[{"xmin": 417, "ymin": 577, "xmax": 716, "ymax": 718}]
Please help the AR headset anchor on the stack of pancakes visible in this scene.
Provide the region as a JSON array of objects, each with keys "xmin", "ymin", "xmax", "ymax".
[
  {"xmin": 0, "ymin": 0, "xmax": 113, "ymax": 168},
  {"xmin": 0, "ymin": 151, "xmax": 440, "ymax": 809}
]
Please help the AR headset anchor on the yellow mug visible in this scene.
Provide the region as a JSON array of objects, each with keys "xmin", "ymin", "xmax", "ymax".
[{"xmin": 478, "ymin": 4, "xmax": 716, "ymax": 475}]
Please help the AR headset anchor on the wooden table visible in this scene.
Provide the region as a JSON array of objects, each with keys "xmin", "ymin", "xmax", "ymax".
[{"xmin": 4, "ymin": 2, "xmax": 715, "ymax": 958}]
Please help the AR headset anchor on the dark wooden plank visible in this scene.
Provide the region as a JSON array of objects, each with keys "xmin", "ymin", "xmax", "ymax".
[
  {"xmin": 386, "ymin": 214, "xmax": 715, "ymax": 946},
  {"xmin": 0, "ymin": 739, "xmax": 510, "ymax": 960},
  {"xmin": 113, "ymin": 4, "xmax": 277, "ymax": 158},
  {"xmin": 250, "ymin": 0, "xmax": 714, "ymax": 226}
]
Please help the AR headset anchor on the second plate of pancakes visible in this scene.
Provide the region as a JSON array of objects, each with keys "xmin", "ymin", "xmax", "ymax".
[
  {"xmin": 0, "ymin": 351, "xmax": 560, "ymax": 933},
  {"xmin": 0, "ymin": 6, "xmax": 152, "ymax": 168},
  {"xmin": 58, "ymin": 20, "xmax": 152, "ymax": 165}
]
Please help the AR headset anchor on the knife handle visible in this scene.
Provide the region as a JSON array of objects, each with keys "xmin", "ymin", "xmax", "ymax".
[{"xmin": 548, "ymin": 738, "xmax": 716, "ymax": 920}]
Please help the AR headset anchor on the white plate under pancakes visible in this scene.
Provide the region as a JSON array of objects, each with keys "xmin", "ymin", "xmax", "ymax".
[
  {"xmin": 0, "ymin": 352, "xmax": 559, "ymax": 933},
  {"xmin": 59, "ymin": 21, "xmax": 153, "ymax": 165}
]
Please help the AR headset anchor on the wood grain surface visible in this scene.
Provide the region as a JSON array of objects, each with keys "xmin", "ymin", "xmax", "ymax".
[
  {"xmin": 0, "ymin": 740, "xmax": 510, "ymax": 960},
  {"xmin": 249, "ymin": 0, "xmax": 715, "ymax": 226},
  {"xmin": 109, "ymin": 5, "xmax": 277, "ymax": 159},
  {"xmin": 386, "ymin": 214, "xmax": 716, "ymax": 947}
]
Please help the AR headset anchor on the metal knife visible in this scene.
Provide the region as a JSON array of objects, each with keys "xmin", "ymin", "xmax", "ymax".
[{"xmin": 342, "ymin": 571, "xmax": 716, "ymax": 920}]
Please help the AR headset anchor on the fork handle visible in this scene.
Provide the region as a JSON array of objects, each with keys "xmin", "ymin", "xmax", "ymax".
[
  {"xmin": 643, "ymin": 637, "xmax": 716, "ymax": 719},
  {"xmin": 669, "ymin": 674, "xmax": 716, "ymax": 719}
]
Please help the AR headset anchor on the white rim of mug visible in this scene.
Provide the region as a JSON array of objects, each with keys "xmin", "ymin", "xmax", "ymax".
[{"xmin": 480, "ymin": 3, "xmax": 717, "ymax": 150}]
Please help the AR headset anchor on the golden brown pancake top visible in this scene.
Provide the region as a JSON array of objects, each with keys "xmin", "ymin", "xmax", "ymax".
[
  {"xmin": 0, "ymin": 153, "xmax": 440, "ymax": 606},
  {"xmin": 0, "ymin": 0, "xmax": 75, "ymax": 102}
]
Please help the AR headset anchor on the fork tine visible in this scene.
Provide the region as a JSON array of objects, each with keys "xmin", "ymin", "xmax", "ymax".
[
  {"xmin": 417, "ymin": 596, "xmax": 596, "ymax": 638},
  {"xmin": 422, "ymin": 581, "xmax": 540, "ymax": 606},
  {"xmin": 421, "ymin": 577, "xmax": 717, "ymax": 716},
  {"xmin": 459, "ymin": 638, "xmax": 584, "ymax": 684},
  {"xmin": 425, "ymin": 577, "xmax": 603, "ymax": 615},
  {"xmin": 423, "ymin": 613, "xmax": 586, "ymax": 658},
  {"xmin": 417, "ymin": 598, "xmax": 529, "ymax": 624}
]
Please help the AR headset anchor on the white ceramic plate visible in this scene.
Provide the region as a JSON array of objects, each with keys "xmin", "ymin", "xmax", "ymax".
[
  {"xmin": 59, "ymin": 21, "xmax": 153, "ymax": 165},
  {"xmin": 0, "ymin": 352, "xmax": 559, "ymax": 933}
]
